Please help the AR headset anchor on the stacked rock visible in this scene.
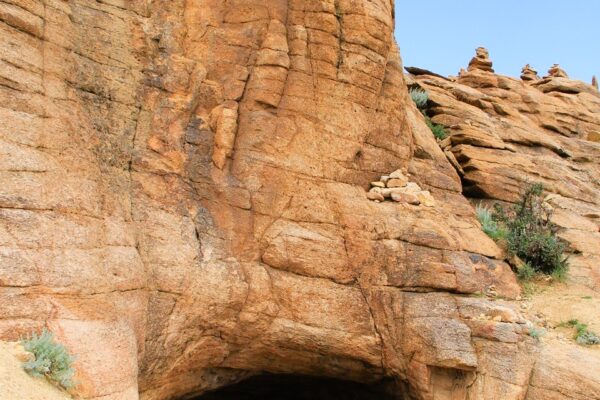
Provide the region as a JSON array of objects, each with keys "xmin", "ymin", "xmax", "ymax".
[
  {"xmin": 366, "ymin": 169, "xmax": 436, "ymax": 207},
  {"xmin": 467, "ymin": 47, "xmax": 494, "ymax": 73},
  {"xmin": 593, "ymin": 76, "xmax": 598, "ymax": 90},
  {"xmin": 520, "ymin": 64, "xmax": 540, "ymax": 81},
  {"xmin": 546, "ymin": 64, "xmax": 568, "ymax": 78}
]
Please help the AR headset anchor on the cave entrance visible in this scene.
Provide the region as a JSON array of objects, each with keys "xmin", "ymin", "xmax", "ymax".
[{"xmin": 192, "ymin": 374, "xmax": 404, "ymax": 400}]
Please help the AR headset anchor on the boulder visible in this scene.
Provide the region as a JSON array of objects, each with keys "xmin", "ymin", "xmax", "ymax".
[
  {"xmin": 367, "ymin": 192, "xmax": 385, "ymax": 202},
  {"xmin": 391, "ymin": 192, "xmax": 421, "ymax": 205},
  {"xmin": 387, "ymin": 177, "xmax": 408, "ymax": 188},
  {"xmin": 416, "ymin": 191, "xmax": 436, "ymax": 207}
]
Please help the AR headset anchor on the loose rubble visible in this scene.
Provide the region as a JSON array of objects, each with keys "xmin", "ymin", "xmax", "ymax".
[{"xmin": 366, "ymin": 169, "xmax": 436, "ymax": 207}]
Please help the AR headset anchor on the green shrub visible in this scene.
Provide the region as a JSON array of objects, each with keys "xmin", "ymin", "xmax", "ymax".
[
  {"xmin": 21, "ymin": 329, "xmax": 76, "ymax": 389},
  {"xmin": 491, "ymin": 183, "xmax": 568, "ymax": 279},
  {"xmin": 425, "ymin": 117, "xmax": 448, "ymax": 140},
  {"xmin": 559, "ymin": 320, "xmax": 600, "ymax": 346},
  {"xmin": 476, "ymin": 204, "xmax": 506, "ymax": 240},
  {"xmin": 516, "ymin": 262, "xmax": 536, "ymax": 281},
  {"xmin": 409, "ymin": 88, "xmax": 429, "ymax": 110}
]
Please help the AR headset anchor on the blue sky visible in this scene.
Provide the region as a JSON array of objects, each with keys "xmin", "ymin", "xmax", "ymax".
[{"xmin": 394, "ymin": 1, "xmax": 600, "ymax": 82}]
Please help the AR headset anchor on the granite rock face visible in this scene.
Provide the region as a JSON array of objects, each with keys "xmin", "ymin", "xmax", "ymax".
[
  {"xmin": 409, "ymin": 53, "xmax": 600, "ymax": 295},
  {"xmin": 0, "ymin": 2, "xmax": 598, "ymax": 400}
]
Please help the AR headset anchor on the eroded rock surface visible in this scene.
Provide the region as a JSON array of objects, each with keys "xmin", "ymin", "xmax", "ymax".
[
  {"xmin": 0, "ymin": 2, "xmax": 598, "ymax": 400},
  {"xmin": 409, "ymin": 52, "xmax": 600, "ymax": 295}
]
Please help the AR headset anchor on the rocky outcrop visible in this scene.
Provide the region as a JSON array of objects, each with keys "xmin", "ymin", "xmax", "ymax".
[
  {"xmin": 408, "ymin": 49, "xmax": 600, "ymax": 309},
  {"xmin": 408, "ymin": 49, "xmax": 600, "ymax": 399},
  {"xmin": 0, "ymin": 4, "xmax": 598, "ymax": 400}
]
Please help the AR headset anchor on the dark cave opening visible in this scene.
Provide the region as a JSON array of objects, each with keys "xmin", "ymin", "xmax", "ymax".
[{"xmin": 191, "ymin": 374, "xmax": 404, "ymax": 400}]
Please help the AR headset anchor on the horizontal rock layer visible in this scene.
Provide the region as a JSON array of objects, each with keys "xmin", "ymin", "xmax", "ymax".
[{"xmin": 409, "ymin": 64, "xmax": 600, "ymax": 294}]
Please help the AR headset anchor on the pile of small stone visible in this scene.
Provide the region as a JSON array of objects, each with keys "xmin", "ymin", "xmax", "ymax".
[
  {"xmin": 366, "ymin": 169, "xmax": 436, "ymax": 207},
  {"xmin": 520, "ymin": 64, "xmax": 540, "ymax": 82},
  {"xmin": 467, "ymin": 47, "xmax": 494, "ymax": 73},
  {"xmin": 546, "ymin": 64, "xmax": 568, "ymax": 78}
]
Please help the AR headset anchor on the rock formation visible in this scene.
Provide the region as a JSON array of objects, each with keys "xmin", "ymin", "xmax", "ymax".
[
  {"xmin": 467, "ymin": 47, "xmax": 494, "ymax": 73},
  {"xmin": 593, "ymin": 75, "xmax": 599, "ymax": 90},
  {"xmin": 408, "ymin": 51, "xmax": 600, "ymax": 325},
  {"xmin": 520, "ymin": 64, "xmax": 540, "ymax": 81},
  {"xmin": 407, "ymin": 51, "xmax": 600, "ymax": 399},
  {"xmin": 1, "ymin": 3, "xmax": 599, "ymax": 400}
]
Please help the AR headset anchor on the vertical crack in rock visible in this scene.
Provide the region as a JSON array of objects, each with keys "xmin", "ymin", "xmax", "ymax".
[{"xmin": 1, "ymin": 2, "xmax": 600, "ymax": 400}]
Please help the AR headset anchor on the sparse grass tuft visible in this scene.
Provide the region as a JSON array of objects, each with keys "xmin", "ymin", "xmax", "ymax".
[
  {"xmin": 21, "ymin": 329, "xmax": 76, "ymax": 390},
  {"xmin": 559, "ymin": 320, "xmax": 600, "ymax": 346},
  {"xmin": 409, "ymin": 88, "xmax": 429, "ymax": 110},
  {"xmin": 528, "ymin": 324, "xmax": 545, "ymax": 341},
  {"xmin": 408, "ymin": 87, "xmax": 450, "ymax": 141},
  {"xmin": 476, "ymin": 204, "xmax": 506, "ymax": 240},
  {"xmin": 425, "ymin": 117, "xmax": 448, "ymax": 140}
]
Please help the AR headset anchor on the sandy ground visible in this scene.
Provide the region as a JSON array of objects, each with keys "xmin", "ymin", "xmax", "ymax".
[
  {"xmin": 506, "ymin": 277, "xmax": 600, "ymax": 350},
  {"xmin": 0, "ymin": 341, "xmax": 71, "ymax": 400}
]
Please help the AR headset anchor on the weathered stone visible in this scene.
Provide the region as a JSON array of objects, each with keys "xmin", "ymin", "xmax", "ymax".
[
  {"xmin": 416, "ymin": 191, "xmax": 436, "ymax": 207},
  {"xmin": 403, "ymin": 182, "xmax": 423, "ymax": 193},
  {"xmin": 371, "ymin": 181, "xmax": 386, "ymax": 188},
  {"xmin": 6, "ymin": 343, "xmax": 32, "ymax": 363},
  {"xmin": 386, "ymin": 177, "xmax": 408, "ymax": 188},
  {"xmin": 367, "ymin": 192, "xmax": 385, "ymax": 202},
  {"xmin": 391, "ymin": 192, "xmax": 421, "ymax": 205},
  {"xmin": 532, "ymin": 77, "xmax": 599, "ymax": 95},
  {"xmin": 389, "ymin": 169, "xmax": 408, "ymax": 180}
]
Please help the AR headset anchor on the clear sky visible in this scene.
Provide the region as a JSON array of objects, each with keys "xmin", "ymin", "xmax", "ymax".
[{"xmin": 394, "ymin": 1, "xmax": 600, "ymax": 82}]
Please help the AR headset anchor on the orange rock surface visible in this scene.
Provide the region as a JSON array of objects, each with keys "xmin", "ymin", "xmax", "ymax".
[{"xmin": 0, "ymin": 1, "xmax": 598, "ymax": 400}]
